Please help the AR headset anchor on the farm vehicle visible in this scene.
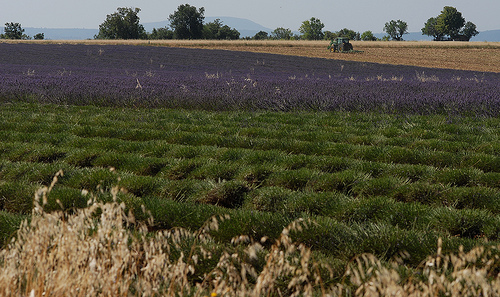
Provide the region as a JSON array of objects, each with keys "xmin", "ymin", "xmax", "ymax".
[{"xmin": 327, "ymin": 37, "xmax": 362, "ymax": 53}]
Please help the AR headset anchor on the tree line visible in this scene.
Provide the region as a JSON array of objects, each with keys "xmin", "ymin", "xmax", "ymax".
[{"xmin": 1, "ymin": 5, "xmax": 478, "ymax": 42}]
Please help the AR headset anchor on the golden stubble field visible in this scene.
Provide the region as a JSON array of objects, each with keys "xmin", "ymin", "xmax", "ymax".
[{"xmin": 4, "ymin": 39, "xmax": 500, "ymax": 72}]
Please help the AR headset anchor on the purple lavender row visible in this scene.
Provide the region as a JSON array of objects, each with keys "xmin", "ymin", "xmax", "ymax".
[{"xmin": 0, "ymin": 43, "xmax": 499, "ymax": 116}]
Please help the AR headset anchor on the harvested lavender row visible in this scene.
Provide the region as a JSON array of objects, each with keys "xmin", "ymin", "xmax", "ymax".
[{"xmin": 0, "ymin": 43, "xmax": 498, "ymax": 115}]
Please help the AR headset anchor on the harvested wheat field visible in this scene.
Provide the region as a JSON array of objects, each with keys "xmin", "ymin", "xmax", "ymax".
[{"xmin": 163, "ymin": 40, "xmax": 500, "ymax": 73}]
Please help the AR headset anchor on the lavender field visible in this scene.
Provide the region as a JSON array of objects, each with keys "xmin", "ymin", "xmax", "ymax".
[{"xmin": 0, "ymin": 43, "xmax": 499, "ymax": 115}]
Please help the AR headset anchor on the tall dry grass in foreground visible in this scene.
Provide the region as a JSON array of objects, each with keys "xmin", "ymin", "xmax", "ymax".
[{"xmin": 2, "ymin": 172, "xmax": 500, "ymax": 296}]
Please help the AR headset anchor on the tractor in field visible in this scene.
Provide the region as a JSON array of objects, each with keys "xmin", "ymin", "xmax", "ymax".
[{"xmin": 328, "ymin": 37, "xmax": 355, "ymax": 53}]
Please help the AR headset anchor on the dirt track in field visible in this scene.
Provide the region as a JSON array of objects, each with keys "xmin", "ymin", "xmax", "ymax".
[{"xmin": 4, "ymin": 40, "xmax": 500, "ymax": 73}]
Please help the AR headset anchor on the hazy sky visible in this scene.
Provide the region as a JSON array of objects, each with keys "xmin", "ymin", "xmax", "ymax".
[{"xmin": 1, "ymin": 0, "xmax": 499, "ymax": 32}]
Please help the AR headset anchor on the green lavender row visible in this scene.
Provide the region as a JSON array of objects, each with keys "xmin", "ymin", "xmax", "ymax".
[{"xmin": 1, "ymin": 103, "xmax": 500, "ymax": 266}]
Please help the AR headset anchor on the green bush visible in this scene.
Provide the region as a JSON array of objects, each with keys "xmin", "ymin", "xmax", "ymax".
[
  {"xmin": 352, "ymin": 176, "xmax": 406, "ymax": 197},
  {"xmin": 310, "ymin": 170, "xmax": 371, "ymax": 194},
  {"xmin": 65, "ymin": 149, "xmax": 100, "ymax": 168},
  {"xmin": 0, "ymin": 161, "xmax": 67, "ymax": 185},
  {"xmin": 242, "ymin": 149, "xmax": 284, "ymax": 165},
  {"xmin": 237, "ymin": 164, "xmax": 275, "ymax": 187},
  {"xmin": 284, "ymin": 191, "xmax": 350, "ymax": 217},
  {"xmin": 0, "ymin": 181, "xmax": 37, "ymax": 214},
  {"xmin": 477, "ymin": 172, "xmax": 500, "ymax": 188},
  {"xmin": 355, "ymin": 161, "xmax": 391, "ymax": 178},
  {"xmin": 244, "ymin": 186, "xmax": 291, "ymax": 213},
  {"xmin": 267, "ymin": 168, "xmax": 320, "ymax": 191},
  {"xmin": 160, "ymin": 179, "xmax": 212, "ymax": 202},
  {"xmin": 432, "ymin": 167, "xmax": 482, "ymax": 187},
  {"xmin": 429, "ymin": 208, "xmax": 498, "ymax": 239},
  {"xmin": 420, "ymin": 150, "xmax": 458, "ymax": 168},
  {"xmin": 291, "ymin": 216, "xmax": 360, "ymax": 259},
  {"xmin": 461, "ymin": 153, "xmax": 500, "ymax": 173},
  {"xmin": 385, "ymin": 163, "xmax": 435, "ymax": 182},
  {"xmin": 311, "ymin": 156, "xmax": 354, "ymax": 173},
  {"xmin": 392, "ymin": 182, "xmax": 446, "ymax": 205},
  {"xmin": 42, "ymin": 186, "xmax": 89, "ymax": 212},
  {"xmin": 189, "ymin": 161, "xmax": 240, "ymax": 181},
  {"xmin": 164, "ymin": 158, "xmax": 206, "ymax": 180},
  {"xmin": 385, "ymin": 146, "xmax": 423, "ymax": 165},
  {"xmin": 65, "ymin": 167, "xmax": 119, "ymax": 192},
  {"xmin": 118, "ymin": 174, "xmax": 168, "ymax": 197},
  {"xmin": 199, "ymin": 180, "xmax": 249, "ymax": 208},
  {"xmin": 442, "ymin": 186, "xmax": 500, "ymax": 212},
  {"xmin": 339, "ymin": 196, "xmax": 396, "ymax": 224},
  {"xmin": 389, "ymin": 201, "xmax": 431, "ymax": 230},
  {"xmin": 0, "ymin": 210, "xmax": 26, "ymax": 247}
]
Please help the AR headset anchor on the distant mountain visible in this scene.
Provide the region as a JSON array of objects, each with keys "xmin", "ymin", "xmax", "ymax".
[
  {"xmin": 372, "ymin": 32, "xmax": 433, "ymax": 41},
  {"xmin": 471, "ymin": 30, "xmax": 500, "ymax": 42},
  {"xmin": 23, "ymin": 27, "xmax": 98, "ymax": 40}
]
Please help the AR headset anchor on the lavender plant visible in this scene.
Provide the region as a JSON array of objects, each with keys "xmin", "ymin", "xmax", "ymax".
[{"xmin": 0, "ymin": 43, "xmax": 498, "ymax": 116}]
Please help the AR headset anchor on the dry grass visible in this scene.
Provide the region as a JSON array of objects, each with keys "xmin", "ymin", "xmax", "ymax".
[
  {"xmin": 334, "ymin": 238, "xmax": 500, "ymax": 296},
  {"xmin": 0, "ymin": 172, "xmax": 329, "ymax": 297},
  {"xmin": 3, "ymin": 39, "xmax": 498, "ymax": 72},
  {"xmin": 2, "ymin": 172, "xmax": 500, "ymax": 296}
]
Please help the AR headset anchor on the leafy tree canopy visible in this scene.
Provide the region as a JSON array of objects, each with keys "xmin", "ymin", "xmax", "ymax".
[
  {"xmin": 436, "ymin": 6, "xmax": 465, "ymax": 40},
  {"xmin": 203, "ymin": 19, "xmax": 239, "ymax": 40},
  {"xmin": 422, "ymin": 6, "xmax": 478, "ymax": 41},
  {"xmin": 323, "ymin": 31, "xmax": 336, "ymax": 40},
  {"xmin": 149, "ymin": 27, "xmax": 173, "ymax": 40},
  {"xmin": 299, "ymin": 17, "xmax": 324, "ymax": 40},
  {"xmin": 169, "ymin": 4, "xmax": 205, "ymax": 39},
  {"xmin": 361, "ymin": 31, "xmax": 377, "ymax": 41},
  {"xmin": 95, "ymin": 7, "xmax": 147, "ymax": 39},
  {"xmin": 422, "ymin": 17, "xmax": 444, "ymax": 41},
  {"xmin": 34, "ymin": 33, "xmax": 44, "ymax": 40},
  {"xmin": 336, "ymin": 28, "xmax": 360, "ymax": 40},
  {"xmin": 271, "ymin": 27, "xmax": 292, "ymax": 40},
  {"xmin": 324, "ymin": 29, "xmax": 361, "ymax": 41},
  {"xmin": 460, "ymin": 21, "xmax": 479, "ymax": 41},
  {"xmin": 1, "ymin": 22, "xmax": 27, "ymax": 39},
  {"xmin": 253, "ymin": 31, "xmax": 269, "ymax": 40},
  {"xmin": 383, "ymin": 20, "xmax": 408, "ymax": 41}
]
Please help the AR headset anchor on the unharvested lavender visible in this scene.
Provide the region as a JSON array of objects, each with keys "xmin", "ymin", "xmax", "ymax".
[{"xmin": 0, "ymin": 43, "xmax": 499, "ymax": 115}]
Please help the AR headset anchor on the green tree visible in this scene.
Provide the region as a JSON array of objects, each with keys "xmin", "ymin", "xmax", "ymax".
[
  {"xmin": 436, "ymin": 6, "xmax": 465, "ymax": 40},
  {"xmin": 95, "ymin": 7, "xmax": 146, "ymax": 39},
  {"xmin": 218, "ymin": 25, "xmax": 240, "ymax": 40},
  {"xmin": 33, "ymin": 33, "xmax": 45, "ymax": 40},
  {"xmin": 383, "ymin": 20, "xmax": 408, "ymax": 41},
  {"xmin": 271, "ymin": 27, "xmax": 292, "ymax": 40},
  {"xmin": 149, "ymin": 28, "xmax": 173, "ymax": 40},
  {"xmin": 422, "ymin": 17, "xmax": 444, "ymax": 41},
  {"xmin": 361, "ymin": 31, "xmax": 377, "ymax": 41},
  {"xmin": 422, "ymin": 7, "xmax": 478, "ymax": 41},
  {"xmin": 337, "ymin": 28, "xmax": 360, "ymax": 40},
  {"xmin": 460, "ymin": 21, "xmax": 479, "ymax": 41},
  {"xmin": 299, "ymin": 17, "xmax": 324, "ymax": 40},
  {"xmin": 203, "ymin": 18, "xmax": 222, "ymax": 39},
  {"xmin": 203, "ymin": 19, "xmax": 240, "ymax": 40},
  {"xmin": 253, "ymin": 31, "xmax": 269, "ymax": 40},
  {"xmin": 169, "ymin": 4, "xmax": 205, "ymax": 39},
  {"xmin": 323, "ymin": 31, "xmax": 337, "ymax": 40},
  {"xmin": 2, "ymin": 22, "xmax": 25, "ymax": 39}
]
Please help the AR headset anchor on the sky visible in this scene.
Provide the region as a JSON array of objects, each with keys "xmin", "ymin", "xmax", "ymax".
[{"xmin": 1, "ymin": 0, "xmax": 499, "ymax": 33}]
